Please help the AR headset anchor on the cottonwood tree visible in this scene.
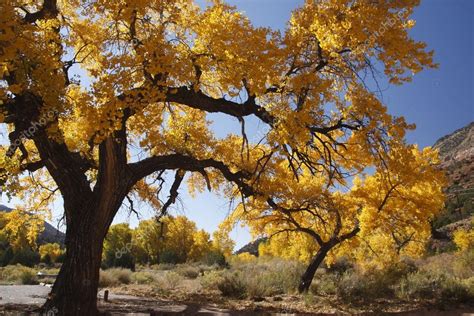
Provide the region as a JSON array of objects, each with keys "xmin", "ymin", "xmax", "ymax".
[
  {"xmin": 227, "ymin": 143, "xmax": 444, "ymax": 292},
  {"xmin": 1, "ymin": 0, "xmax": 438, "ymax": 314}
]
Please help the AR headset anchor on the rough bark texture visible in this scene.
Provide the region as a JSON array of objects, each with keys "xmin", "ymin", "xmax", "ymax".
[{"xmin": 41, "ymin": 213, "xmax": 106, "ymax": 315}]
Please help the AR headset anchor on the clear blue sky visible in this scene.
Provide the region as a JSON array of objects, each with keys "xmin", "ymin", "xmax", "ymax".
[{"xmin": 2, "ymin": 0, "xmax": 473, "ymax": 250}]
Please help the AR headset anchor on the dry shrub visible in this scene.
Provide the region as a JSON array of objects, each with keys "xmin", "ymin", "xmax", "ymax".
[
  {"xmin": 0, "ymin": 265, "xmax": 38, "ymax": 285},
  {"xmin": 99, "ymin": 268, "xmax": 132, "ymax": 287},
  {"xmin": 216, "ymin": 271, "xmax": 246, "ymax": 299},
  {"xmin": 202, "ymin": 257, "xmax": 304, "ymax": 298},
  {"xmin": 131, "ymin": 271, "xmax": 156, "ymax": 284},
  {"xmin": 152, "ymin": 271, "xmax": 184, "ymax": 292},
  {"xmin": 175, "ymin": 264, "xmax": 200, "ymax": 279},
  {"xmin": 200, "ymin": 270, "xmax": 225, "ymax": 291},
  {"xmin": 396, "ymin": 271, "xmax": 473, "ymax": 304}
]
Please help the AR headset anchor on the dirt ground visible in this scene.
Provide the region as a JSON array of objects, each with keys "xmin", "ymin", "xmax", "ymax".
[{"xmin": 0, "ymin": 285, "xmax": 473, "ymax": 315}]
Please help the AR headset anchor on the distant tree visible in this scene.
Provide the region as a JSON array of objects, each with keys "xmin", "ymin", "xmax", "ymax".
[
  {"xmin": 212, "ymin": 228, "xmax": 235, "ymax": 259},
  {"xmin": 0, "ymin": 209, "xmax": 44, "ymax": 251},
  {"xmin": 133, "ymin": 219, "xmax": 165, "ymax": 264},
  {"xmin": 39, "ymin": 243, "xmax": 64, "ymax": 263},
  {"xmin": 189, "ymin": 229, "xmax": 212, "ymax": 262},
  {"xmin": 103, "ymin": 223, "xmax": 135, "ymax": 269}
]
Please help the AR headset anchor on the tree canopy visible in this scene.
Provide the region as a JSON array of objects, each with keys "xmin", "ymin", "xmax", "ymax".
[{"xmin": 0, "ymin": 0, "xmax": 443, "ymax": 314}]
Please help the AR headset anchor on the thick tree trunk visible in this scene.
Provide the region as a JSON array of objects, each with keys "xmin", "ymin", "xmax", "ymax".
[
  {"xmin": 41, "ymin": 207, "xmax": 111, "ymax": 316},
  {"xmin": 298, "ymin": 245, "xmax": 330, "ymax": 293}
]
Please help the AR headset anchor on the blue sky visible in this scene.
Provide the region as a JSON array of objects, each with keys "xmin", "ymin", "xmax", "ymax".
[{"xmin": 2, "ymin": 0, "xmax": 473, "ymax": 250}]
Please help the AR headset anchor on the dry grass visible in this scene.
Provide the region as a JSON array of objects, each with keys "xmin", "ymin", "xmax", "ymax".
[{"xmin": 0, "ymin": 265, "xmax": 61, "ymax": 285}]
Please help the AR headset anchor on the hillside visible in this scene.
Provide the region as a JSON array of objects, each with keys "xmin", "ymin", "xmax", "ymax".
[
  {"xmin": 432, "ymin": 122, "xmax": 474, "ymax": 230},
  {"xmin": 434, "ymin": 121, "xmax": 474, "ymax": 193},
  {"xmin": 0, "ymin": 204, "xmax": 65, "ymax": 245}
]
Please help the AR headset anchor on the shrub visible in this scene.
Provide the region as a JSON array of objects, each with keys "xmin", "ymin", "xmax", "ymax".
[
  {"xmin": 336, "ymin": 269, "xmax": 398, "ymax": 301},
  {"xmin": 200, "ymin": 270, "xmax": 225, "ymax": 291},
  {"xmin": 216, "ymin": 271, "xmax": 246, "ymax": 299},
  {"xmin": 231, "ymin": 258, "xmax": 305, "ymax": 296},
  {"xmin": 99, "ymin": 268, "xmax": 132, "ymax": 287},
  {"xmin": 175, "ymin": 265, "xmax": 200, "ymax": 279},
  {"xmin": 99, "ymin": 270, "xmax": 116, "ymax": 288},
  {"xmin": 311, "ymin": 273, "xmax": 338, "ymax": 296},
  {"xmin": 150, "ymin": 263, "xmax": 175, "ymax": 271},
  {"xmin": 439, "ymin": 277, "xmax": 473, "ymax": 304},
  {"xmin": 0, "ymin": 265, "xmax": 38, "ymax": 285},
  {"xmin": 19, "ymin": 269, "xmax": 38, "ymax": 285},
  {"xmin": 152, "ymin": 271, "xmax": 184, "ymax": 291},
  {"xmin": 453, "ymin": 250, "xmax": 474, "ymax": 279},
  {"xmin": 397, "ymin": 271, "xmax": 474, "ymax": 304},
  {"xmin": 131, "ymin": 271, "xmax": 156, "ymax": 284},
  {"xmin": 397, "ymin": 271, "xmax": 444, "ymax": 300}
]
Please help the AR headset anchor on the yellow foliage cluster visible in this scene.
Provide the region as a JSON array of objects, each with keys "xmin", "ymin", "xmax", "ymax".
[
  {"xmin": 453, "ymin": 222, "xmax": 474, "ymax": 252},
  {"xmin": 38, "ymin": 243, "xmax": 64, "ymax": 262},
  {"xmin": 0, "ymin": 209, "xmax": 44, "ymax": 251}
]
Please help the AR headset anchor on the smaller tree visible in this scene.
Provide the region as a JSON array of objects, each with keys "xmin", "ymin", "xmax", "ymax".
[
  {"xmin": 453, "ymin": 221, "xmax": 474, "ymax": 252},
  {"xmin": 224, "ymin": 144, "xmax": 445, "ymax": 292},
  {"xmin": 212, "ymin": 227, "xmax": 235, "ymax": 259},
  {"xmin": 103, "ymin": 223, "xmax": 135, "ymax": 269},
  {"xmin": 39, "ymin": 243, "xmax": 64, "ymax": 263},
  {"xmin": 189, "ymin": 229, "xmax": 212, "ymax": 261}
]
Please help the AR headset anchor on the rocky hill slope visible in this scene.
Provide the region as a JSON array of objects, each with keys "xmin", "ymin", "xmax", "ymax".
[
  {"xmin": 432, "ymin": 122, "xmax": 474, "ymax": 229},
  {"xmin": 434, "ymin": 121, "xmax": 474, "ymax": 194}
]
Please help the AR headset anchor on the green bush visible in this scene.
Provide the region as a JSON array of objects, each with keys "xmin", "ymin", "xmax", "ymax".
[
  {"xmin": 10, "ymin": 248, "xmax": 40, "ymax": 267},
  {"xmin": 201, "ymin": 250, "xmax": 227, "ymax": 267},
  {"xmin": 160, "ymin": 250, "xmax": 180, "ymax": 264}
]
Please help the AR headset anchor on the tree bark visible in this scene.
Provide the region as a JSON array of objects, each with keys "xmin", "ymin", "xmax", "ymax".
[
  {"xmin": 40, "ymin": 204, "xmax": 113, "ymax": 316},
  {"xmin": 298, "ymin": 244, "xmax": 330, "ymax": 293}
]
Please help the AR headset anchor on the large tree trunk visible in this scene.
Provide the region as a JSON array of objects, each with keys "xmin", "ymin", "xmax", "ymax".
[
  {"xmin": 41, "ymin": 204, "xmax": 113, "ymax": 316},
  {"xmin": 298, "ymin": 244, "xmax": 330, "ymax": 293}
]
